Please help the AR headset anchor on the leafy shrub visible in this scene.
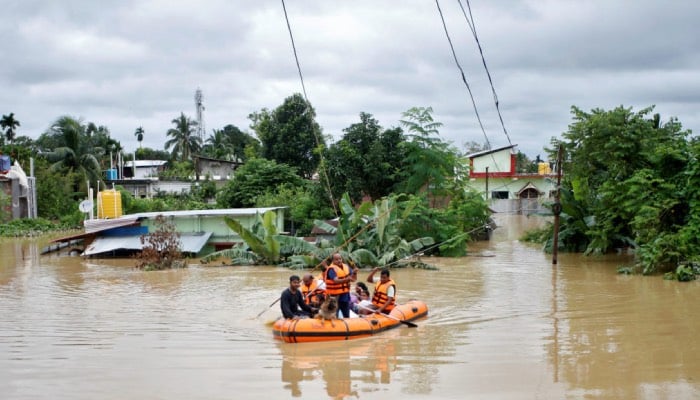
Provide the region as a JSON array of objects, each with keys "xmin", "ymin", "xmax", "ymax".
[{"xmin": 134, "ymin": 215, "xmax": 185, "ymax": 271}]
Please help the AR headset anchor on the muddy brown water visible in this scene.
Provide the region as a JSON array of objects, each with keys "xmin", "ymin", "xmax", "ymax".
[{"xmin": 1, "ymin": 214, "xmax": 699, "ymax": 399}]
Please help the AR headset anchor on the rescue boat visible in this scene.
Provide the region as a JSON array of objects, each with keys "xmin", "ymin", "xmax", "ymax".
[{"xmin": 272, "ymin": 300, "xmax": 428, "ymax": 343}]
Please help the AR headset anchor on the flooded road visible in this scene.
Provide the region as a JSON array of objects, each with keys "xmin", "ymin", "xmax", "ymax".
[{"xmin": 1, "ymin": 214, "xmax": 699, "ymax": 399}]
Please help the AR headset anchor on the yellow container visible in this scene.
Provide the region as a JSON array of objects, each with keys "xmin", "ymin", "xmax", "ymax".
[
  {"xmin": 538, "ymin": 162, "xmax": 551, "ymax": 175},
  {"xmin": 97, "ymin": 189, "xmax": 123, "ymax": 219}
]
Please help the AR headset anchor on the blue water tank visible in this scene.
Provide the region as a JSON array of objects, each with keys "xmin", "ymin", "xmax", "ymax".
[
  {"xmin": 106, "ymin": 168, "xmax": 117, "ymax": 180},
  {"xmin": 0, "ymin": 155, "xmax": 10, "ymax": 172}
]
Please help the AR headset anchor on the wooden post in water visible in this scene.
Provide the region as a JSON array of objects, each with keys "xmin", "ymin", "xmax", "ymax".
[{"xmin": 552, "ymin": 145, "xmax": 563, "ymax": 265}]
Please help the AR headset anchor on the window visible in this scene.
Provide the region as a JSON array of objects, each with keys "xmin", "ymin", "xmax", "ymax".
[{"xmin": 491, "ymin": 191, "xmax": 509, "ymax": 199}]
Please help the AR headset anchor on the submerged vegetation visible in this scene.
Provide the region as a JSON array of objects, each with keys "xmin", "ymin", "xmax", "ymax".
[
  {"xmin": 523, "ymin": 105, "xmax": 700, "ymax": 281},
  {"xmin": 201, "ymin": 194, "xmax": 447, "ymax": 270},
  {"xmin": 134, "ymin": 215, "xmax": 185, "ymax": 271},
  {"xmin": 0, "ymin": 217, "xmax": 78, "ymax": 237}
]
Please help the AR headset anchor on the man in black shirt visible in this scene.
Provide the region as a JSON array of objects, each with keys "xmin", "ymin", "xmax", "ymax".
[{"xmin": 280, "ymin": 275, "xmax": 314, "ymax": 319}]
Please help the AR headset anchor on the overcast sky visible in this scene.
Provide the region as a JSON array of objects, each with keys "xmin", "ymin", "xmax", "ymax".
[{"xmin": 2, "ymin": 0, "xmax": 699, "ymax": 159}]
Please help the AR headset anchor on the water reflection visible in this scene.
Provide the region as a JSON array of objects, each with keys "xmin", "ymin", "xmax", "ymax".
[
  {"xmin": 546, "ymin": 254, "xmax": 700, "ymax": 398},
  {"xmin": 279, "ymin": 334, "xmax": 400, "ymax": 399}
]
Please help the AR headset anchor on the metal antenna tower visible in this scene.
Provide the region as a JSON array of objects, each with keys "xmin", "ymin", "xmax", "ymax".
[{"xmin": 194, "ymin": 88, "xmax": 205, "ymax": 141}]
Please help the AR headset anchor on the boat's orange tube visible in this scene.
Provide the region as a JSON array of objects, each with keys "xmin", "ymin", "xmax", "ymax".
[{"xmin": 272, "ymin": 300, "xmax": 428, "ymax": 343}]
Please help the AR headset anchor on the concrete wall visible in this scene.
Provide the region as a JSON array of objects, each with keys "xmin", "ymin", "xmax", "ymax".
[{"xmin": 471, "ymin": 148, "xmax": 513, "ymax": 174}]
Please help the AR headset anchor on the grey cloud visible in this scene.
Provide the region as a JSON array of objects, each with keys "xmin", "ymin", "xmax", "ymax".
[{"xmin": 1, "ymin": 0, "xmax": 699, "ymax": 159}]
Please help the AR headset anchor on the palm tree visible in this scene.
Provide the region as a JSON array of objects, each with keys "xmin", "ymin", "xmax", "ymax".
[
  {"xmin": 134, "ymin": 126, "xmax": 144, "ymax": 148},
  {"xmin": 165, "ymin": 113, "xmax": 201, "ymax": 162},
  {"xmin": 1, "ymin": 113, "xmax": 20, "ymax": 144},
  {"xmin": 43, "ymin": 116, "xmax": 102, "ymax": 195},
  {"xmin": 203, "ymin": 128, "xmax": 232, "ymax": 159}
]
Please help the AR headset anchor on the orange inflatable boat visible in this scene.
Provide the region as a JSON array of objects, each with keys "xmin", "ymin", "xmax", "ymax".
[{"xmin": 272, "ymin": 300, "xmax": 428, "ymax": 343}]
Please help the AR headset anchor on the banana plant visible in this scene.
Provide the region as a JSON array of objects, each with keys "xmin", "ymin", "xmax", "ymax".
[
  {"xmin": 313, "ymin": 193, "xmax": 434, "ymax": 267},
  {"xmin": 200, "ymin": 210, "xmax": 281, "ymax": 265}
]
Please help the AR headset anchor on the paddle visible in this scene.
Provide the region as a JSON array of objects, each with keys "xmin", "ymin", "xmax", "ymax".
[
  {"xmin": 255, "ymin": 280, "xmax": 322, "ymax": 319},
  {"xmin": 255, "ymin": 297, "xmax": 280, "ymax": 318},
  {"xmin": 357, "ymin": 303, "xmax": 418, "ymax": 328}
]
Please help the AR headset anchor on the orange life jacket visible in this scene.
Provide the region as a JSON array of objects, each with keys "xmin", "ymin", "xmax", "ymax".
[
  {"xmin": 301, "ymin": 279, "xmax": 324, "ymax": 305},
  {"xmin": 323, "ymin": 264, "xmax": 350, "ymax": 296},
  {"xmin": 371, "ymin": 278, "xmax": 396, "ymax": 311}
]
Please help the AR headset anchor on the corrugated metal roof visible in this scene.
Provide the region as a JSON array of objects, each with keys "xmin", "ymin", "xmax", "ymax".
[
  {"xmin": 466, "ymin": 144, "xmax": 517, "ymax": 158},
  {"xmin": 83, "ymin": 216, "xmax": 140, "ymax": 234},
  {"xmin": 83, "ymin": 231, "xmax": 213, "ymax": 256},
  {"xmin": 50, "ymin": 218, "xmax": 141, "ymax": 243},
  {"xmin": 126, "ymin": 207, "xmax": 286, "ymax": 219},
  {"xmin": 125, "ymin": 160, "xmax": 168, "ymax": 168}
]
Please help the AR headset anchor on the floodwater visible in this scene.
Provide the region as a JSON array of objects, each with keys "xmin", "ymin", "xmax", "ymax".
[{"xmin": 1, "ymin": 214, "xmax": 699, "ymax": 399}]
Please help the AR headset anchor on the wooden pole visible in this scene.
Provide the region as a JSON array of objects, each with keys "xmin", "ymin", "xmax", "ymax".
[
  {"xmin": 485, "ymin": 166, "xmax": 489, "ymax": 200},
  {"xmin": 552, "ymin": 145, "xmax": 563, "ymax": 265}
]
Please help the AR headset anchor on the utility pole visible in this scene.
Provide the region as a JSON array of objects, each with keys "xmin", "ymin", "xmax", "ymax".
[
  {"xmin": 552, "ymin": 145, "xmax": 563, "ymax": 265},
  {"xmin": 485, "ymin": 166, "xmax": 489, "ymax": 201}
]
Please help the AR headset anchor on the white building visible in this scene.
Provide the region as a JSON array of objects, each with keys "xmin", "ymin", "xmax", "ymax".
[{"xmin": 466, "ymin": 145, "xmax": 558, "ymax": 214}]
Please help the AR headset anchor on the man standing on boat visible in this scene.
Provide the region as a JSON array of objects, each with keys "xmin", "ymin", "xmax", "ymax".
[
  {"xmin": 323, "ymin": 253, "xmax": 357, "ymax": 318},
  {"xmin": 280, "ymin": 275, "xmax": 314, "ymax": 319}
]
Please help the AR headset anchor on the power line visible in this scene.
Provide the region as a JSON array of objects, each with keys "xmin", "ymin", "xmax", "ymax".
[
  {"xmin": 436, "ymin": 0, "xmax": 505, "ymax": 178},
  {"xmin": 281, "ymin": 0, "xmax": 309, "ymax": 101},
  {"xmin": 280, "ymin": 0, "xmax": 339, "ymax": 217},
  {"xmin": 458, "ymin": 0, "xmax": 512, "ymax": 146},
  {"xmin": 435, "ymin": 0, "xmax": 492, "ymax": 153}
]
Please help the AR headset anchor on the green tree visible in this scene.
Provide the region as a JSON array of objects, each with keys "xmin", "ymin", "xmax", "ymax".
[
  {"xmin": 547, "ymin": 105, "xmax": 693, "ymax": 274},
  {"xmin": 165, "ymin": 113, "xmax": 201, "ymax": 162},
  {"xmin": 202, "ymin": 128, "xmax": 230, "ymax": 160},
  {"xmin": 515, "ymin": 151, "xmax": 537, "ymax": 173},
  {"xmin": 202, "ymin": 124, "xmax": 259, "ymax": 162},
  {"xmin": 0, "ymin": 113, "xmax": 20, "ymax": 144},
  {"xmin": 135, "ymin": 146, "xmax": 170, "ymax": 160},
  {"xmin": 249, "ymin": 93, "xmax": 325, "ymax": 179},
  {"xmin": 40, "ymin": 116, "xmax": 103, "ymax": 197},
  {"xmin": 37, "ymin": 118, "xmax": 118, "ymax": 170},
  {"xmin": 398, "ymin": 107, "xmax": 460, "ymax": 203},
  {"xmin": 324, "ymin": 112, "xmax": 406, "ymax": 203},
  {"xmin": 255, "ymin": 182, "xmax": 334, "ymax": 236},
  {"xmin": 33, "ymin": 157, "xmax": 82, "ymax": 220},
  {"xmin": 1, "ymin": 139, "xmax": 34, "ymax": 168},
  {"xmin": 216, "ymin": 157, "xmax": 303, "ymax": 208},
  {"xmin": 158, "ymin": 160, "xmax": 195, "ymax": 181}
]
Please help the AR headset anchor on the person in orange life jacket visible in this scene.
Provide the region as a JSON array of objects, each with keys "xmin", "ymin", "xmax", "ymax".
[
  {"xmin": 301, "ymin": 273, "xmax": 325, "ymax": 308},
  {"xmin": 280, "ymin": 275, "xmax": 313, "ymax": 319},
  {"xmin": 365, "ymin": 267, "xmax": 396, "ymax": 314},
  {"xmin": 323, "ymin": 253, "xmax": 357, "ymax": 318}
]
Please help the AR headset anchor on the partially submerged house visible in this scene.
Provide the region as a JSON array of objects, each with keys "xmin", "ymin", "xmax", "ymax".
[
  {"xmin": 466, "ymin": 144, "xmax": 557, "ymax": 214},
  {"xmin": 48, "ymin": 206, "xmax": 287, "ymax": 258}
]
